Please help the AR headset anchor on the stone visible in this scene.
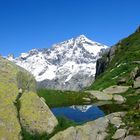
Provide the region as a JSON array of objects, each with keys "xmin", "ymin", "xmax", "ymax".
[
  {"xmin": 134, "ymin": 77, "xmax": 140, "ymax": 89},
  {"xmin": 124, "ymin": 135, "xmax": 140, "ymax": 140},
  {"xmin": 130, "ymin": 67, "xmax": 140, "ymax": 80},
  {"xmin": 113, "ymin": 95, "xmax": 126, "ymax": 103},
  {"xmin": 82, "ymin": 97, "xmax": 91, "ymax": 102},
  {"xmin": 50, "ymin": 112, "xmax": 126, "ymax": 140},
  {"xmin": 20, "ymin": 92, "xmax": 58, "ymax": 134},
  {"xmin": 112, "ymin": 129, "xmax": 127, "ymax": 139},
  {"xmin": 103, "ymin": 85, "xmax": 129, "ymax": 94},
  {"xmin": 117, "ymin": 78, "xmax": 127, "ymax": 85},
  {"xmin": 50, "ymin": 127, "xmax": 77, "ymax": 140},
  {"xmin": 109, "ymin": 117, "xmax": 124, "ymax": 128},
  {"xmin": 88, "ymin": 90, "xmax": 113, "ymax": 101}
]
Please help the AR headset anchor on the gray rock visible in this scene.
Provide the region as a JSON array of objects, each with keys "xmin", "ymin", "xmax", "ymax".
[
  {"xmin": 88, "ymin": 90, "xmax": 113, "ymax": 101},
  {"xmin": 112, "ymin": 129, "xmax": 127, "ymax": 139},
  {"xmin": 113, "ymin": 95, "xmax": 126, "ymax": 103},
  {"xmin": 130, "ymin": 67, "xmax": 140, "ymax": 79},
  {"xmin": 103, "ymin": 85, "xmax": 129, "ymax": 94},
  {"xmin": 50, "ymin": 112, "xmax": 126, "ymax": 140},
  {"xmin": 134, "ymin": 77, "xmax": 140, "ymax": 89},
  {"xmin": 109, "ymin": 116, "xmax": 124, "ymax": 128},
  {"xmin": 124, "ymin": 135, "xmax": 140, "ymax": 140}
]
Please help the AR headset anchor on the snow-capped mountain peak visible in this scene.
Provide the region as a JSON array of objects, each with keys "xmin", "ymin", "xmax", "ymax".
[{"xmin": 8, "ymin": 35, "xmax": 108, "ymax": 90}]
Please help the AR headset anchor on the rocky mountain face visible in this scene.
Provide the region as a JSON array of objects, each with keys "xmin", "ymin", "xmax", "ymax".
[
  {"xmin": 95, "ymin": 26, "xmax": 140, "ymax": 80},
  {"xmin": 90, "ymin": 26, "xmax": 140, "ymax": 90},
  {"xmin": 8, "ymin": 35, "xmax": 108, "ymax": 90}
]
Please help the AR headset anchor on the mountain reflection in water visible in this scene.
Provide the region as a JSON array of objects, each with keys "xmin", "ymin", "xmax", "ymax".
[{"xmin": 51, "ymin": 105, "xmax": 105, "ymax": 123}]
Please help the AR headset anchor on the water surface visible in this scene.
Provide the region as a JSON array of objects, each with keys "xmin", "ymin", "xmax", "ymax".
[{"xmin": 51, "ymin": 105, "xmax": 105, "ymax": 123}]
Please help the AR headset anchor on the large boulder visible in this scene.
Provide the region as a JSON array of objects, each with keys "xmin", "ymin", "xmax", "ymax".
[
  {"xmin": 0, "ymin": 56, "xmax": 36, "ymax": 139},
  {"xmin": 0, "ymin": 57, "xmax": 21, "ymax": 140},
  {"xmin": 19, "ymin": 92, "xmax": 58, "ymax": 134}
]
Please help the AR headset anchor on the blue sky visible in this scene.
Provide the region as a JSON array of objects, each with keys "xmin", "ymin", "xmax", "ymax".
[{"xmin": 0, "ymin": 0, "xmax": 140, "ymax": 56}]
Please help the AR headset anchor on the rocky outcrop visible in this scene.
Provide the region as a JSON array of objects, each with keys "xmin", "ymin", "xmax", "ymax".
[
  {"xmin": 95, "ymin": 44, "xmax": 119, "ymax": 78},
  {"xmin": 0, "ymin": 57, "xmax": 22, "ymax": 140},
  {"xmin": 0, "ymin": 56, "xmax": 58, "ymax": 139},
  {"xmin": 95, "ymin": 57, "xmax": 109, "ymax": 78},
  {"xmin": 19, "ymin": 92, "xmax": 58, "ymax": 134},
  {"xmin": 87, "ymin": 85, "xmax": 128, "ymax": 103},
  {"xmin": 50, "ymin": 112, "xmax": 126, "ymax": 140}
]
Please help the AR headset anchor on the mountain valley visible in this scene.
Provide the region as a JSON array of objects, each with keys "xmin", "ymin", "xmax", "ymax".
[{"xmin": 0, "ymin": 27, "xmax": 140, "ymax": 140}]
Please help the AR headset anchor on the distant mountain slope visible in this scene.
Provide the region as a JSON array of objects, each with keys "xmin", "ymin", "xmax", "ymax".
[
  {"xmin": 89, "ymin": 26, "xmax": 140, "ymax": 90},
  {"xmin": 9, "ymin": 35, "xmax": 108, "ymax": 90}
]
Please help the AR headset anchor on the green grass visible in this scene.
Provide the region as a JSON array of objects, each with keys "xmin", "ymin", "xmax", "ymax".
[
  {"xmin": 37, "ymin": 89, "xmax": 92, "ymax": 108},
  {"xmin": 88, "ymin": 28, "xmax": 140, "ymax": 90},
  {"xmin": 88, "ymin": 63, "xmax": 137, "ymax": 90},
  {"xmin": 123, "ymin": 110, "xmax": 140, "ymax": 136},
  {"xmin": 105, "ymin": 124, "xmax": 117, "ymax": 140},
  {"xmin": 119, "ymin": 88, "xmax": 140, "ymax": 109}
]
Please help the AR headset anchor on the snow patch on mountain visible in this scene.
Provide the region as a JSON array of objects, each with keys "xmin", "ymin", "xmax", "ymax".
[{"xmin": 8, "ymin": 35, "xmax": 108, "ymax": 90}]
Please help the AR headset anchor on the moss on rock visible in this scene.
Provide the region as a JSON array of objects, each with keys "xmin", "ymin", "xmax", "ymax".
[{"xmin": 19, "ymin": 92, "xmax": 58, "ymax": 135}]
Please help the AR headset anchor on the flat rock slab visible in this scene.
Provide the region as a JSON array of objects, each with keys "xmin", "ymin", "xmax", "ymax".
[
  {"xmin": 103, "ymin": 85, "xmax": 130, "ymax": 94},
  {"xmin": 88, "ymin": 90, "xmax": 113, "ymax": 101}
]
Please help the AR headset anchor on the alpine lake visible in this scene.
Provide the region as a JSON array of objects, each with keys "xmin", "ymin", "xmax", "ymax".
[{"xmin": 37, "ymin": 89, "xmax": 127, "ymax": 124}]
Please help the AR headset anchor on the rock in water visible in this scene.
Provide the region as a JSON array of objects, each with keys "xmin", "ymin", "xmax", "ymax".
[{"xmin": 20, "ymin": 92, "xmax": 58, "ymax": 134}]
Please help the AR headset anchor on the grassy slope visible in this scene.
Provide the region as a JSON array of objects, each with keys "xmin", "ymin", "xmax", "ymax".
[
  {"xmin": 89, "ymin": 28, "xmax": 140, "ymax": 90},
  {"xmin": 37, "ymin": 89, "xmax": 91, "ymax": 108},
  {"xmin": 88, "ymin": 27, "xmax": 140, "ymax": 137}
]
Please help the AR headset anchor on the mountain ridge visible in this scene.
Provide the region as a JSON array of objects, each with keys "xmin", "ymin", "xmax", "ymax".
[{"xmin": 8, "ymin": 35, "xmax": 108, "ymax": 90}]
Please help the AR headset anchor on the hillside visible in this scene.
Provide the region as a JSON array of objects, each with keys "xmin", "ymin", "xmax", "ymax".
[{"xmin": 89, "ymin": 26, "xmax": 140, "ymax": 90}]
